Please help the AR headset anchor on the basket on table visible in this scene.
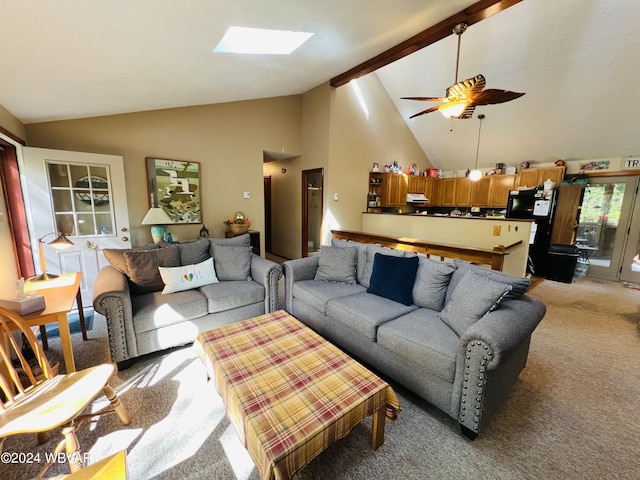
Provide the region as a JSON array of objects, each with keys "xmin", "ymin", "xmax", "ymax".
[
  {"xmin": 229, "ymin": 223, "xmax": 250, "ymax": 234},
  {"xmin": 225, "ymin": 211, "xmax": 251, "ymax": 234}
]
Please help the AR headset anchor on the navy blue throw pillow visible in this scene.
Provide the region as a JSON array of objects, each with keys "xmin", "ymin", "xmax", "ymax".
[{"xmin": 367, "ymin": 253, "xmax": 419, "ymax": 306}]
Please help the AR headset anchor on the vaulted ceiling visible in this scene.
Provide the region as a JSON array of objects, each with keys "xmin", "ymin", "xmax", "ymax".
[{"xmin": 2, "ymin": 1, "xmax": 638, "ymax": 172}]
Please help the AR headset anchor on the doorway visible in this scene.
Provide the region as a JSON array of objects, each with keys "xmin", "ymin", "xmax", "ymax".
[
  {"xmin": 577, "ymin": 176, "xmax": 640, "ymax": 281},
  {"xmin": 302, "ymin": 168, "xmax": 323, "ymax": 258},
  {"xmin": 263, "ymin": 175, "xmax": 272, "ymax": 253}
]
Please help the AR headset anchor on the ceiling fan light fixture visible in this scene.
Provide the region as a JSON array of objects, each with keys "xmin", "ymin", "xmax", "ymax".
[{"xmin": 438, "ymin": 100, "xmax": 467, "ymax": 118}]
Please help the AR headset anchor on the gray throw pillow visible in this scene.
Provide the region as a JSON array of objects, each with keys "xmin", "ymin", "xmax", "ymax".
[
  {"xmin": 178, "ymin": 238, "xmax": 211, "ymax": 265},
  {"xmin": 412, "ymin": 257, "xmax": 457, "ymax": 311},
  {"xmin": 315, "ymin": 246, "xmax": 358, "ymax": 284},
  {"xmin": 440, "ymin": 270, "xmax": 512, "ymax": 336},
  {"xmin": 446, "ymin": 258, "xmax": 530, "ymax": 304},
  {"xmin": 123, "ymin": 245, "xmax": 180, "ymax": 294},
  {"xmin": 211, "ymin": 244, "xmax": 252, "ymax": 281},
  {"xmin": 331, "ymin": 238, "xmax": 377, "ymax": 285}
]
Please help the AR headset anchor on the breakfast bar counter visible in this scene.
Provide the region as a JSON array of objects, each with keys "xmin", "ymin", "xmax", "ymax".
[{"xmin": 361, "ymin": 212, "xmax": 532, "ymax": 277}]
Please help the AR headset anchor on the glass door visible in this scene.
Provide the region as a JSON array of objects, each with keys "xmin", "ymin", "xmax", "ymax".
[
  {"xmin": 577, "ymin": 177, "xmax": 638, "ymax": 280},
  {"xmin": 619, "ymin": 182, "xmax": 640, "ymax": 284}
]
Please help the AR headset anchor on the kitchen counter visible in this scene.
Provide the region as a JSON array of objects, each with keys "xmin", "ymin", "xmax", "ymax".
[{"xmin": 361, "ymin": 212, "xmax": 532, "ymax": 277}]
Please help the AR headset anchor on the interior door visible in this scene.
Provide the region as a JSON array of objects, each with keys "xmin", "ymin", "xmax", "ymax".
[
  {"xmin": 577, "ymin": 176, "xmax": 638, "ymax": 280},
  {"xmin": 21, "ymin": 147, "xmax": 131, "ymax": 306}
]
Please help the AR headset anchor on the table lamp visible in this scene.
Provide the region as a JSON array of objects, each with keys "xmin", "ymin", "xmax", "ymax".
[
  {"xmin": 142, "ymin": 207, "xmax": 173, "ymax": 243},
  {"xmin": 30, "ymin": 232, "xmax": 74, "ymax": 282}
]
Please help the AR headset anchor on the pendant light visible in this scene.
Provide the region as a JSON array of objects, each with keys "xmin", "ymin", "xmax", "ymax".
[{"xmin": 469, "ymin": 114, "xmax": 485, "ymax": 181}]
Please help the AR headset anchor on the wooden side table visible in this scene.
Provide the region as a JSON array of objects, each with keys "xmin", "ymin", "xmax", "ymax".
[{"xmin": 15, "ymin": 272, "xmax": 85, "ymax": 373}]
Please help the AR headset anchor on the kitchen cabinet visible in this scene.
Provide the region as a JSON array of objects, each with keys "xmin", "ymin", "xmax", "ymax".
[
  {"xmin": 470, "ymin": 175, "xmax": 492, "ymax": 207},
  {"xmin": 368, "ymin": 172, "xmax": 407, "ymax": 207},
  {"xmin": 550, "ymin": 184, "xmax": 584, "ymax": 245},
  {"xmin": 516, "ymin": 166, "xmax": 565, "ymax": 188},
  {"xmin": 454, "ymin": 177, "xmax": 472, "ymax": 206},
  {"xmin": 490, "ymin": 174, "xmax": 516, "ymax": 207},
  {"xmin": 407, "ymin": 175, "xmax": 426, "ymax": 194},
  {"xmin": 440, "ymin": 178, "xmax": 457, "ymax": 206},
  {"xmin": 426, "ymin": 177, "xmax": 441, "ymax": 206}
]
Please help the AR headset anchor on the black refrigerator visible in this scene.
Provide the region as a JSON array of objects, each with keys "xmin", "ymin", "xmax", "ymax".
[{"xmin": 506, "ymin": 188, "xmax": 559, "ymax": 276}]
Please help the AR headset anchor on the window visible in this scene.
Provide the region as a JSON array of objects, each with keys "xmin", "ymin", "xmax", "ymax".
[{"xmin": 46, "ymin": 162, "xmax": 115, "ymax": 237}]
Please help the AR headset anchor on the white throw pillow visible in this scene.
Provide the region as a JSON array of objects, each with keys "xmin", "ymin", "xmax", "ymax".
[{"xmin": 158, "ymin": 258, "xmax": 218, "ymax": 294}]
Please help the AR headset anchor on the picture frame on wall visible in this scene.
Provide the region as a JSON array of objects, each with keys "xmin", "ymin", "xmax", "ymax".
[{"xmin": 146, "ymin": 157, "xmax": 202, "ymax": 224}]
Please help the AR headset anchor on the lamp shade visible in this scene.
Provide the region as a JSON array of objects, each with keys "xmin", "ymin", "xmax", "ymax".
[
  {"xmin": 141, "ymin": 207, "xmax": 172, "ymax": 225},
  {"xmin": 438, "ymin": 100, "xmax": 468, "ymax": 118}
]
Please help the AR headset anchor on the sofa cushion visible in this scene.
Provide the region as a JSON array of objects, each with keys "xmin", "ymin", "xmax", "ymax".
[
  {"xmin": 209, "ymin": 234, "xmax": 250, "ymax": 249},
  {"xmin": 104, "ymin": 243, "xmax": 160, "ymax": 276},
  {"xmin": 326, "ymin": 291, "xmax": 417, "ymax": 341},
  {"xmin": 361, "ymin": 245, "xmax": 412, "ymax": 288},
  {"xmin": 124, "ymin": 245, "xmax": 181, "ymax": 294},
  {"xmin": 211, "ymin": 244, "xmax": 252, "ymax": 281},
  {"xmin": 377, "ymin": 309, "xmax": 460, "ymax": 382},
  {"xmin": 440, "ymin": 270, "xmax": 512, "ymax": 336},
  {"xmin": 446, "ymin": 258, "xmax": 530, "ymax": 304},
  {"xmin": 331, "ymin": 238, "xmax": 378, "ymax": 285},
  {"xmin": 132, "ymin": 289, "xmax": 209, "ymax": 333},
  {"xmin": 158, "ymin": 257, "xmax": 218, "ymax": 294},
  {"xmin": 412, "ymin": 257, "xmax": 457, "ymax": 311},
  {"xmin": 199, "ymin": 280, "xmax": 265, "ymax": 313},
  {"xmin": 315, "ymin": 246, "xmax": 358, "ymax": 284},
  {"xmin": 293, "ymin": 279, "xmax": 366, "ymax": 314},
  {"xmin": 178, "ymin": 238, "xmax": 211, "ymax": 265},
  {"xmin": 367, "ymin": 254, "xmax": 419, "ymax": 306}
]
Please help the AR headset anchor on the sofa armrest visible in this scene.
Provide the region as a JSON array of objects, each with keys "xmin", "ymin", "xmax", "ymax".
[
  {"xmin": 282, "ymin": 256, "xmax": 320, "ymax": 313},
  {"xmin": 459, "ymin": 295, "xmax": 546, "ymax": 370},
  {"xmin": 451, "ymin": 294, "xmax": 546, "ymax": 436},
  {"xmin": 92, "ymin": 265, "xmax": 136, "ymax": 363},
  {"xmin": 250, "ymin": 254, "xmax": 282, "ymax": 313}
]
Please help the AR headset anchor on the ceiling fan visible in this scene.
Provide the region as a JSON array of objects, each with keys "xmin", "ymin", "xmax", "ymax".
[{"xmin": 402, "ymin": 23, "xmax": 525, "ymax": 120}]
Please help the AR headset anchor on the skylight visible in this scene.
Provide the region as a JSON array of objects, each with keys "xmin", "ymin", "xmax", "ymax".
[{"xmin": 214, "ymin": 26, "xmax": 314, "ymax": 55}]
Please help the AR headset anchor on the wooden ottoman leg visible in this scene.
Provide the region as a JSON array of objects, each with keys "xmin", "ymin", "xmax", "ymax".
[{"xmin": 371, "ymin": 407, "xmax": 386, "ymax": 450}]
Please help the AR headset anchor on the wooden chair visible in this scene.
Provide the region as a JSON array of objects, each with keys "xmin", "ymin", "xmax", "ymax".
[{"xmin": 0, "ymin": 306, "xmax": 130, "ymax": 479}]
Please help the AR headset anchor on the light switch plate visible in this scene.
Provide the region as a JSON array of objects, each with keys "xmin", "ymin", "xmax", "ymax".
[{"xmin": 243, "ymin": 192, "xmax": 250, "ymax": 199}]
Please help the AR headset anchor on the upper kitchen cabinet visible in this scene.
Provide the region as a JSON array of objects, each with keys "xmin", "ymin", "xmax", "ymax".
[
  {"xmin": 407, "ymin": 175, "xmax": 426, "ymax": 194},
  {"xmin": 440, "ymin": 178, "xmax": 457, "ymax": 206},
  {"xmin": 370, "ymin": 172, "xmax": 407, "ymax": 207},
  {"xmin": 516, "ymin": 166, "xmax": 565, "ymax": 189},
  {"xmin": 470, "ymin": 175, "xmax": 492, "ymax": 207},
  {"xmin": 490, "ymin": 174, "xmax": 517, "ymax": 207},
  {"xmin": 454, "ymin": 177, "xmax": 472, "ymax": 206}
]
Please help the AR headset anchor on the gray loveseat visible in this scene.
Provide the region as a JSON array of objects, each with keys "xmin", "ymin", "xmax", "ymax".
[
  {"xmin": 93, "ymin": 234, "xmax": 281, "ymax": 367},
  {"xmin": 283, "ymin": 238, "xmax": 546, "ymax": 439}
]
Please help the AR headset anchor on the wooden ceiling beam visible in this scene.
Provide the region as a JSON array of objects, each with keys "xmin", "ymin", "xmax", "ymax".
[{"xmin": 330, "ymin": 0, "xmax": 522, "ymax": 87}]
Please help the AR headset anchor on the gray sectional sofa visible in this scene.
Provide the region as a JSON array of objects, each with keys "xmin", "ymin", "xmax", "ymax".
[
  {"xmin": 93, "ymin": 234, "xmax": 281, "ymax": 367},
  {"xmin": 283, "ymin": 238, "xmax": 546, "ymax": 439}
]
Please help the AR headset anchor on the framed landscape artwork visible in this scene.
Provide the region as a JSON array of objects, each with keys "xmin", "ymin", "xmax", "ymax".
[{"xmin": 146, "ymin": 157, "xmax": 201, "ymax": 224}]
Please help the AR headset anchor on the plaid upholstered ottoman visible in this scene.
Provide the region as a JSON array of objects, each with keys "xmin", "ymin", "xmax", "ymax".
[{"xmin": 195, "ymin": 310, "xmax": 401, "ymax": 480}]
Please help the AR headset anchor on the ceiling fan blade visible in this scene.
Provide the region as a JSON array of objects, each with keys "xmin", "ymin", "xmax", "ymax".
[
  {"xmin": 472, "ymin": 89, "xmax": 525, "ymax": 105},
  {"xmin": 408, "ymin": 105, "xmax": 441, "ymax": 118},
  {"xmin": 446, "ymin": 74, "xmax": 486, "ymax": 98},
  {"xmin": 401, "ymin": 96, "xmax": 447, "ymax": 102}
]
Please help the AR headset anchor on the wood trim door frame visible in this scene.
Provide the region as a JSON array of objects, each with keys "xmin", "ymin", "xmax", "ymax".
[
  {"xmin": 302, "ymin": 168, "xmax": 324, "ymax": 258},
  {"xmin": 263, "ymin": 175, "xmax": 272, "ymax": 254},
  {"xmin": 0, "ymin": 137, "xmax": 35, "ymax": 278}
]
